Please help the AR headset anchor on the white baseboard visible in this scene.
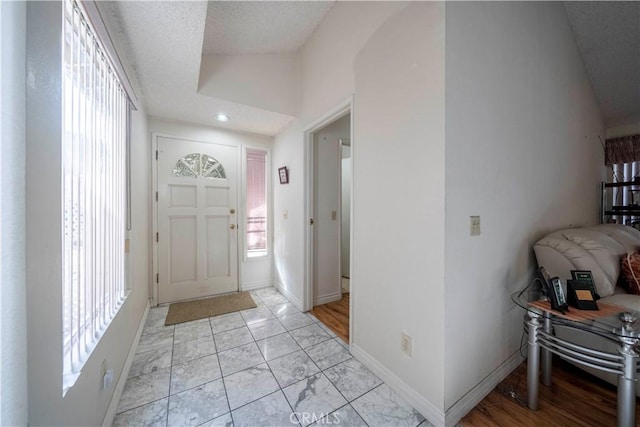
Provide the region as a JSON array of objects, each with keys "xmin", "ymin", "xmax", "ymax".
[
  {"xmin": 444, "ymin": 350, "xmax": 524, "ymax": 426},
  {"xmin": 241, "ymin": 280, "xmax": 272, "ymax": 291},
  {"xmin": 102, "ymin": 301, "xmax": 150, "ymax": 427},
  {"xmin": 313, "ymin": 292, "xmax": 342, "ymax": 306},
  {"xmin": 350, "ymin": 344, "xmax": 445, "ymax": 427},
  {"xmin": 274, "ymin": 282, "xmax": 303, "ymax": 311}
]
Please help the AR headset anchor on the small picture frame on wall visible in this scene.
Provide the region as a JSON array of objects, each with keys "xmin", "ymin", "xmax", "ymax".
[{"xmin": 278, "ymin": 167, "xmax": 289, "ymax": 184}]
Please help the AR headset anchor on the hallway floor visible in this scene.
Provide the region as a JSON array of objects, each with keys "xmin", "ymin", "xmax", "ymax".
[
  {"xmin": 113, "ymin": 287, "xmax": 429, "ymax": 427},
  {"xmin": 310, "ymin": 293, "xmax": 349, "ymax": 343}
]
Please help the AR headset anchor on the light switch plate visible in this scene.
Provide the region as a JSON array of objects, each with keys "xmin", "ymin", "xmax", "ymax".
[
  {"xmin": 470, "ymin": 216, "xmax": 481, "ymax": 236},
  {"xmin": 401, "ymin": 333, "xmax": 412, "ymax": 357}
]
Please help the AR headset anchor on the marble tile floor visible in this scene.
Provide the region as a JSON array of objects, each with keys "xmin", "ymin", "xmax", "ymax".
[{"xmin": 114, "ymin": 286, "xmax": 430, "ymax": 427}]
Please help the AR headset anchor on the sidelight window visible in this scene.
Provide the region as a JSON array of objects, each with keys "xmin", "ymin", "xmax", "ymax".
[{"xmin": 246, "ymin": 149, "xmax": 268, "ymax": 257}]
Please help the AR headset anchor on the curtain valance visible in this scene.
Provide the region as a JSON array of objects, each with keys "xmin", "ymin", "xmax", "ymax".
[{"xmin": 605, "ymin": 134, "xmax": 640, "ymax": 166}]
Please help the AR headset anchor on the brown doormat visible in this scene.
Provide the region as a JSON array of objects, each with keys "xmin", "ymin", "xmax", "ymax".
[{"xmin": 165, "ymin": 292, "xmax": 256, "ymax": 326}]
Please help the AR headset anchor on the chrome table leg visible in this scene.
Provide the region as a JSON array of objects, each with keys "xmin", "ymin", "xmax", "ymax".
[
  {"xmin": 541, "ymin": 312, "xmax": 552, "ymax": 386},
  {"xmin": 617, "ymin": 314, "xmax": 639, "ymax": 427},
  {"xmin": 527, "ymin": 310, "xmax": 542, "ymax": 410}
]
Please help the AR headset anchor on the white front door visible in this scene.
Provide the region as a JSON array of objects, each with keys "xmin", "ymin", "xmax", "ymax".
[{"xmin": 157, "ymin": 137, "xmax": 238, "ymax": 304}]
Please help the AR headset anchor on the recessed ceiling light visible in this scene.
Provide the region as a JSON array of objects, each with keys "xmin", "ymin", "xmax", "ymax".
[{"xmin": 215, "ymin": 113, "xmax": 230, "ymax": 122}]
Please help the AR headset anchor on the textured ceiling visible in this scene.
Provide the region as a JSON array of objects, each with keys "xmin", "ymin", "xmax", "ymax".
[
  {"xmin": 99, "ymin": 1, "xmax": 298, "ymax": 136},
  {"xmin": 565, "ymin": 1, "xmax": 640, "ymax": 128},
  {"xmin": 203, "ymin": 1, "xmax": 335, "ymax": 55},
  {"xmin": 100, "ymin": 1, "xmax": 639, "ymax": 135}
]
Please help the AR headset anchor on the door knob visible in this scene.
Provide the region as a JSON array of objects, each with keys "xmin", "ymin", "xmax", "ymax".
[
  {"xmin": 230, "ymin": 209, "xmax": 235, "ymax": 214},
  {"xmin": 230, "ymin": 224, "xmax": 236, "ymax": 230}
]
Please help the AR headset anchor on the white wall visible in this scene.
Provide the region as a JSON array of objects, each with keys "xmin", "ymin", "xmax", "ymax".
[
  {"xmin": 352, "ymin": 1, "xmax": 446, "ymax": 415},
  {"xmin": 129, "ymin": 107, "xmax": 152, "ymax": 327},
  {"xmin": 25, "ymin": 3, "xmax": 151, "ymax": 425},
  {"xmin": 149, "ymin": 119, "xmax": 274, "ymax": 293},
  {"xmin": 273, "ymin": 1, "xmax": 407, "ymax": 308},
  {"xmin": 272, "ymin": 0, "xmax": 448, "ymax": 419},
  {"xmin": 0, "ymin": 1, "xmax": 28, "ymax": 424},
  {"xmin": 312, "ymin": 114, "xmax": 350, "ymax": 305},
  {"xmin": 199, "ymin": 54, "xmax": 299, "ymax": 117},
  {"xmin": 444, "ymin": 1, "xmax": 605, "ymax": 417},
  {"xmin": 606, "ymin": 122, "xmax": 640, "ymax": 139}
]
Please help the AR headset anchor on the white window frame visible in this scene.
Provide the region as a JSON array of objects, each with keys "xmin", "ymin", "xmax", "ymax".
[{"xmin": 61, "ymin": 0, "xmax": 130, "ymax": 394}]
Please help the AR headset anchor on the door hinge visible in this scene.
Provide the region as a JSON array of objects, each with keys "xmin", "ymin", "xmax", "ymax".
[
  {"xmin": 156, "ymin": 232, "xmax": 159, "ymax": 242},
  {"xmin": 156, "ymin": 191, "xmax": 158, "ymax": 202},
  {"xmin": 310, "ymin": 218, "xmax": 314, "ymax": 225},
  {"xmin": 155, "ymin": 150, "xmax": 158, "ymax": 160},
  {"xmin": 156, "ymin": 273, "xmax": 159, "ymax": 283}
]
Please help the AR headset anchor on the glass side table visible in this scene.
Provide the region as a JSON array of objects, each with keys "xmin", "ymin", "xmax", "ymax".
[{"xmin": 512, "ymin": 288, "xmax": 640, "ymax": 427}]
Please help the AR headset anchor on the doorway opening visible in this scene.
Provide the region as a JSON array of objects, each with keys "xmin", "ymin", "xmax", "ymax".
[{"xmin": 303, "ymin": 98, "xmax": 352, "ymax": 345}]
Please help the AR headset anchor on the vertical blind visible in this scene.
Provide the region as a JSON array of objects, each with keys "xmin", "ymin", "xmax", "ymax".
[
  {"xmin": 246, "ymin": 149, "xmax": 267, "ymax": 256},
  {"xmin": 62, "ymin": 0, "xmax": 128, "ymax": 393},
  {"xmin": 611, "ymin": 162, "xmax": 640, "ymax": 207}
]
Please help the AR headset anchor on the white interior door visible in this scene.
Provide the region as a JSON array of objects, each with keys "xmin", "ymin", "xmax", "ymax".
[
  {"xmin": 157, "ymin": 137, "xmax": 238, "ymax": 304},
  {"xmin": 312, "ymin": 131, "xmax": 341, "ymax": 306}
]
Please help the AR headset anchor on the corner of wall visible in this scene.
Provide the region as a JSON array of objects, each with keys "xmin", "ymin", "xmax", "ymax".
[
  {"xmin": 606, "ymin": 121, "xmax": 640, "ymax": 139},
  {"xmin": 274, "ymin": 281, "xmax": 303, "ymax": 311},
  {"xmin": 350, "ymin": 344, "xmax": 445, "ymax": 426},
  {"xmin": 352, "ymin": 0, "xmax": 446, "ymax": 414},
  {"xmin": 101, "ymin": 302, "xmax": 150, "ymax": 427},
  {"xmin": 443, "ymin": 351, "xmax": 524, "ymax": 426}
]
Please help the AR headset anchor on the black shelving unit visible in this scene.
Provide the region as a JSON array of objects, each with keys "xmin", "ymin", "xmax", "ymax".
[{"xmin": 601, "ymin": 181, "xmax": 640, "ymax": 225}]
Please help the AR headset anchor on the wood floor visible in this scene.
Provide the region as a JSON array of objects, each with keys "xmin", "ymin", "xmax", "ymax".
[
  {"xmin": 311, "ymin": 293, "xmax": 349, "ymax": 343},
  {"xmin": 309, "ymin": 296, "xmax": 639, "ymax": 425},
  {"xmin": 460, "ymin": 358, "xmax": 640, "ymax": 426}
]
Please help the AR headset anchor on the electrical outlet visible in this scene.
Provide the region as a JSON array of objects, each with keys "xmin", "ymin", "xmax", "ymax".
[
  {"xmin": 401, "ymin": 333, "xmax": 412, "ymax": 357},
  {"xmin": 103, "ymin": 369, "xmax": 113, "ymax": 390},
  {"xmin": 283, "ymin": 210, "xmax": 288, "ymax": 220},
  {"xmin": 101, "ymin": 359, "xmax": 113, "ymax": 390},
  {"xmin": 470, "ymin": 216, "xmax": 481, "ymax": 236}
]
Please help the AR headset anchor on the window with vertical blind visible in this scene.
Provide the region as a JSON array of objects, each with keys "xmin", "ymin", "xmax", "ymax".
[
  {"xmin": 605, "ymin": 135, "xmax": 640, "ymax": 216},
  {"xmin": 246, "ymin": 149, "xmax": 268, "ymax": 257},
  {"xmin": 62, "ymin": 0, "xmax": 129, "ymax": 393},
  {"xmin": 611, "ymin": 162, "xmax": 640, "ymax": 206}
]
